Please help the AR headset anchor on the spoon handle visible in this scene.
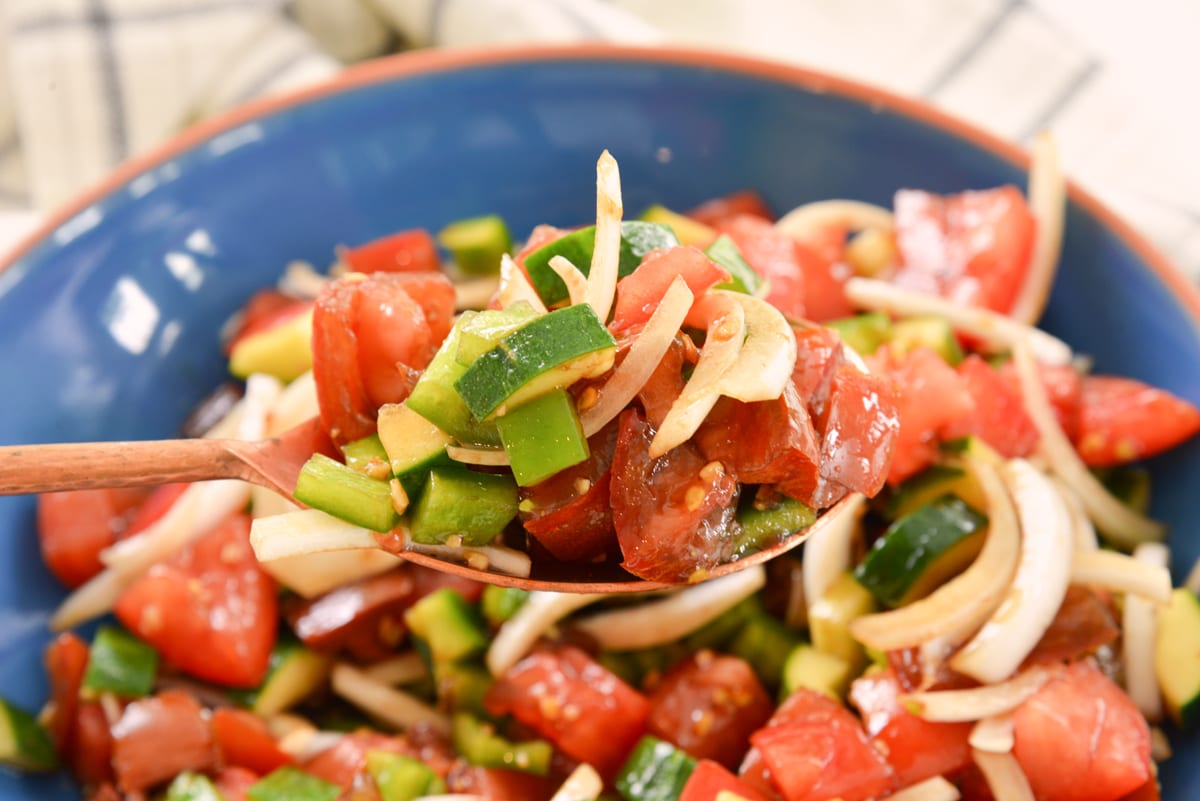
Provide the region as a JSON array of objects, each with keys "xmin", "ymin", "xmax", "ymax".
[{"xmin": 0, "ymin": 438, "xmax": 246, "ymax": 495}]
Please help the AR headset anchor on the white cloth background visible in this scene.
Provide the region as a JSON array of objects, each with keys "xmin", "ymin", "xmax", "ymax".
[{"xmin": 1, "ymin": 0, "xmax": 1197, "ymax": 284}]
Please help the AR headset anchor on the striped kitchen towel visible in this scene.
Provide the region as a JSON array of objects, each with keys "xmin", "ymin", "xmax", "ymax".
[{"xmin": 0, "ymin": 0, "xmax": 1197, "ymax": 282}]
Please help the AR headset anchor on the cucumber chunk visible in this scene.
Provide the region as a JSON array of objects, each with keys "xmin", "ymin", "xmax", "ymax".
[
  {"xmin": 497, "ymin": 388, "xmax": 589, "ymax": 486},
  {"xmin": 248, "ymin": 766, "xmax": 340, "ymax": 801},
  {"xmin": 408, "ymin": 465, "xmax": 518, "ymax": 546},
  {"xmin": 890, "ymin": 315, "xmax": 964, "ymax": 365},
  {"xmin": 438, "ymin": 214, "xmax": 512, "ymax": 275},
  {"xmin": 231, "ymin": 636, "xmax": 331, "ymax": 717},
  {"xmin": 165, "ymin": 771, "xmax": 225, "ymax": 801},
  {"xmin": 83, "ymin": 625, "xmax": 159, "ymax": 698},
  {"xmin": 616, "ymin": 736, "xmax": 697, "ymax": 801},
  {"xmin": 1155, "ymin": 588, "xmax": 1200, "ymax": 730},
  {"xmin": 453, "ymin": 712, "xmax": 553, "ymax": 775},
  {"xmin": 376, "ymin": 402, "xmax": 454, "ymax": 499},
  {"xmin": 293, "ymin": 453, "xmax": 397, "ymax": 533},
  {"xmin": 733, "ymin": 493, "xmax": 816, "ymax": 557},
  {"xmin": 729, "ymin": 608, "xmax": 802, "ymax": 691},
  {"xmin": 808, "ymin": 572, "xmax": 876, "ymax": 674},
  {"xmin": 480, "ymin": 585, "xmax": 530, "ymax": 627},
  {"xmin": 341, "ymin": 433, "xmax": 391, "ymax": 479},
  {"xmin": 0, "ymin": 697, "xmax": 57, "ymax": 772},
  {"xmin": 826, "ymin": 312, "xmax": 893, "ymax": 356},
  {"xmin": 366, "ymin": 750, "xmax": 447, "ymax": 801},
  {"xmin": 705, "ymin": 234, "xmax": 765, "ymax": 296},
  {"xmin": 404, "ymin": 588, "xmax": 488, "ymax": 664},
  {"xmin": 229, "ymin": 307, "xmax": 314, "ymax": 383},
  {"xmin": 780, "ymin": 643, "xmax": 853, "ymax": 702},
  {"xmin": 406, "ymin": 325, "xmax": 501, "ymax": 447},
  {"xmin": 455, "ymin": 304, "xmax": 541, "ymax": 367},
  {"xmin": 639, "ymin": 205, "xmax": 717, "ymax": 247}
]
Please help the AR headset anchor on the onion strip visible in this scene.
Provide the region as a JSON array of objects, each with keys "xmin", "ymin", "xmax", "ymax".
[
  {"xmin": 486, "ymin": 591, "xmax": 604, "ymax": 677},
  {"xmin": 1070, "ymin": 547, "xmax": 1172, "ymax": 603},
  {"xmin": 903, "ymin": 666, "xmax": 1053, "ymax": 722},
  {"xmin": 331, "ymin": 662, "xmax": 450, "ymax": 735},
  {"xmin": 496, "ymin": 253, "xmax": 548, "ymax": 313},
  {"xmin": 844, "ymin": 277, "xmax": 1073, "ymax": 366},
  {"xmin": 581, "ymin": 276, "xmax": 692, "ymax": 436},
  {"xmin": 951, "ymin": 460, "xmax": 1073, "ymax": 683},
  {"xmin": 549, "ymin": 764, "xmax": 604, "ymax": 801},
  {"xmin": 549, "ymin": 255, "xmax": 589, "ymax": 307},
  {"xmin": 573, "ymin": 566, "xmax": 765, "ymax": 651},
  {"xmin": 454, "ymin": 274, "xmax": 501, "ymax": 311},
  {"xmin": 969, "ymin": 714, "xmax": 1015, "ymax": 754},
  {"xmin": 707, "ymin": 291, "xmax": 797, "ymax": 404},
  {"xmin": 1009, "ymin": 132, "xmax": 1066, "ymax": 325},
  {"xmin": 803, "ymin": 494, "xmax": 866, "ymax": 619},
  {"xmin": 363, "ymin": 652, "xmax": 428, "ymax": 687},
  {"xmin": 884, "ymin": 776, "xmax": 962, "ymax": 801},
  {"xmin": 585, "ymin": 150, "xmax": 622, "ymax": 322},
  {"xmin": 447, "ymin": 444, "xmax": 509, "ymax": 466},
  {"xmin": 850, "ymin": 458, "xmax": 1019, "ymax": 651},
  {"xmin": 972, "ymin": 750, "xmax": 1036, "ymax": 801},
  {"xmin": 250, "ymin": 509, "xmax": 379, "ymax": 562},
  {"xmin": 1011, "ymin": 344, "xmax": 1165, "ymax": 546},
  {"xmin": 1122, "ymin": 542, "xmax": 1170, "ymax": 721},
  {"xmin": 1055, "ymin": 477, "xmax": 1098, "ymax": 552},
  {"xmin": 403, "ymin": 539, "xmax": 532, "ymax": 578},
  {"xmin": 776, "ymin": 199, "xmax": 894, "ymax": 241}
]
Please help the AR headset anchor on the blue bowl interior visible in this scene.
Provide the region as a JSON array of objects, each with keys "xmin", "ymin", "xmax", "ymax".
[{"xmin": 2, "ymin": 53, "xmax": 1197, "ymax": 799}]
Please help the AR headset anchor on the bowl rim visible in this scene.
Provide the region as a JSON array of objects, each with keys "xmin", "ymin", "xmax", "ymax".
[{"xmin": 2, "ymin": 43, "xmax": 1197, "ymax": 324}]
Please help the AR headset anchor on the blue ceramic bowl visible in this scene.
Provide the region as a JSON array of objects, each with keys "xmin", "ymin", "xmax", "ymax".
[{"xmin": 2, "ymin": 46, "xmax": 1197, "ymax": 800}]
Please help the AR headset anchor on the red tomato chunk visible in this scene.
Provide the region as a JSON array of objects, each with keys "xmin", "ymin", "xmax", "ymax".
[{"xmin": 111, "ymin": 691, "xmax": 216, "ymax": 793}]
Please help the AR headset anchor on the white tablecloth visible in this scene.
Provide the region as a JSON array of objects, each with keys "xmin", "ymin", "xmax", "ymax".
[{"xmin": 1, "ymin": 0, "xmax": 1197, "ymax": 282}]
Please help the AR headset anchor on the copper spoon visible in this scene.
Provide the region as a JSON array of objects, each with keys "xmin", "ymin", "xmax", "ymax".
[{"xmin": 0, "ymin": 419, "xmax": 836, "ymax": 593}]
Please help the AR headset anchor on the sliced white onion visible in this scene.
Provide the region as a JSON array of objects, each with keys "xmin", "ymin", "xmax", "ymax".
[
  {"xmin": 1188, "ymin": 554, "xmax": 1200, "ymax": 596},
  {"xmin": 549, "ymin": 255, "xmax": 590, "ymax": 307},
  {"xmin": 650, "ymin": 294, "xmax": 746, "ymax": 457},
  {"xmin": 278, "ymin": 260, "xmax": 330, "ymax": 299},
  {"xmin": 581, "ymin": 276, "xmax": 692, "ymax": 437},
  {"xmin": 951, "ymin": 459, "xmax": 1073, "ymax": 683},
  {"xmin": 235, "ymin": 373, "xmax": 284, "ymax": 441},
  {"xmin": 1054, "ymin": 477, "xmax": 1098, "ymax": 552},
  {"xmin": 903, "ymin": 665, "xmax": 1053, "ymax": 722},
  {"xmin": 261, "ymin": 548, "xmax": 402, "ymax": 599},
  {"xmin": 573, "ymin": 566, "xmax": 765, "ymax": 651},
  {"xmin": 972, "ymin": 750, "xmax": 1035, "ymax": 801},
  {"xmin": 266, "ymin": 370, "xmax": 319, "ymax": 437},
  {"xmin": 496, "ymin": 253, "xmax": 548, "ymax": 314},
  {"xmin": 851, "ymin": 458, "xmax": 1019, "ymax": 651},
  {"xmin": 278, "ymin": 727, "xmax": 345, "ymax": 762},
  {"xmin": 803, "ymin": 494, "xmax": 866, "ymax": 620},
  {"xmin": 1122, "ymin": 542, "xmax": 1170, "ymax": 722},
  {"xmin": 585, "ymin": 150, "xmax": 623, "ymax": 322},
  {"xmin": 707, "ymin": 291, "xmax": 797, "ymax": 403},
  {"xmin": 486, "ymin": 591, "xmax": 604, "ymax": 677},
  {"xmin": 549, "ymin": 764, "xmax": 604, "ymax": 801},
  {"xmin": 884, "ymin": 776, "xmax": 961, "ymax": 801},
  {"xmin": 331, "ymin": 662, "xmax": 450, "ymax": 735},
  {"xmin": 363, "ymin": 651, "xmax": 428, "ymax": 687},
  {"xmin": 250, "ymin": 508, "xmax": 379, "ymax": 562},
  {"xmin": 970, "ymin": 713, "xmax": 1015, "ymax": 754},
  {"xmin": 776, "ymin": 199, "xmax": 894, "ymax": 241},
  {"xmin": 447, "ymin": 444, "xmax": 510, "ymax": 466},
  {"xmin": 1009, "ymin": 133, "xmax": 1066, "ymax": 326},
  {"xmin": 1011, "ymin": 344, "xmax": 1165, "ymax": 546},
  {"xmin": 1071, "ymin": 547, "xmax": 1172, "ymax": 603},
  {"xmin": 404, "ymin": 539, "xmax": 532, "ymax": 578},
  {"xmin": 844, "ymin": 277, "xmax": 1073, "ymax": 366},
  {"xmin": 454, "ymin": 274, "xmax": 501, "ymax": 312}
]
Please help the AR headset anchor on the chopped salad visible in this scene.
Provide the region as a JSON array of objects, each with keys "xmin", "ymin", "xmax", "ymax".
[{"xmin": 6, "ymin": 146, "xmax": 1200, "ymax": 801}]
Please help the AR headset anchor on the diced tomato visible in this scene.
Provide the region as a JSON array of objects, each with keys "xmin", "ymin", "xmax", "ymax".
[
  {"xmin": 1073, "ymin": 375, "xmax": 1200, "ymax": 467},
  {"xmin": 519, "ymin": 419, "xmax": 619, "ymax": 562},
  {"xmin": 285, "ymin": 568, "xmax": 416, "ymax": 661},
  {"xmin": 611, "ymin": 246, "xmax": 730, "ymax": 332},
  {"xmin": 792, "ymin": 240, "xmax": 855, "ymax": 322},
  {"xmin": 354, "ymin": 283, "xmax": 433, "ymax": 408},
  {"xmin": 716, "ymin": 215, "xmax": 807, "ymax": 320},
  {"xmin": 891, "ymin": 186, "xmax": 1036, "ymax": 313},
  {"xmin": 1023, "ymin": 586, "xmax": 1118, "ymax": 668},
  {"xmin": 84, "ymin": 783, "xmax": 122, "ymax": 801},
  {"xmin": 37, "ymin": 488, "xmax": 148, "ymax": 588},
  {"xmin": 995, "ymin": 360, "xmax": 1084, "ymax": 440},
  {"xmin": 304, "ymin": 731, "xmax": 412, "ymax": 788},
  {"xmin": 941, "ymin": 355, "xmax": 1039, "ymax": 457},
  {"xmin": 123, "ymin": 483, "xmax": 190, "ymax": 538},
  {"xmin": 738, "ymin": 747, "xmax": 781, "ymax": 800},
  {"xmin": 687, "ymin": 190, "xmax": 776, "ymax": 227},
  {"xmin": 111, "ymin": 690, "xmax": 216, "ymax": 793},
  {"xmin": 447, "ymin": 763, "xmax": 559, "ymax": 801},
  {"xmin": 312, "ymin": 277, "xmax": 375, "ymax": 443},
  {"xmin": 694, "ymin": 382, "xmax": 821, "ymax": 507},
  {"xmin": 211, "ymin": 708, "xmax": 293, "ymax": 775},
  {"xmin": 869, "ymin": 347, "xmax": 971, "ymax": 485},
  {"xmin": 749, "ymin": 689, "xmax": 894, "ymax": 801},
  {"xmin": 792, "ymin": 223, "xmax": 849, "ymax": 267},
  {"xmin": 72, "ymin": 702, "xmax": 115, "ymax": 788},
  {"xmin": 1012, "ymin": 661, "xmax": 1152, "ymax": 801},
  {"xmin": 848, "ymin": 669, "xmax": 972, "ymax": 788},
  {"xmin": 43, "ymin": 633, "xmax": 89, "ymax": 755},
  {"xmin": 885, "ymin": 647, "xmax": 975, "ymax": 694},
  {"xmin": 1118, "ymin": 781, "xmax": 1162, "ymax": 801},
  {"xmin": 115, "ymin": 513, "xmax": 277, "ymax": 688},
  {"xmin": 609, "ymin": 408, "xmax": 739, "ymax": 582},
  {"xmin": 214, "ymin": 766, "xmax": 261, "ymax": 801},
  {"xmin": 791, "ymin": 325, "xmax": 846, "ymax": 419},
  {"xmin": 516, "ymin": 224, "xmax": 570, "ymax": 262},
  {"xmin": 342, "ymin": 229, "xmax": 440, "ymax": 275},
  {"xmin": 226, "ymin": 290, "xmax": 312, "ymax": 355},
  {"xmin": 485, "ymin": 645, "xmax": 650, "ymax": 780},
  {"xmin": 681, "ymin": 759, "xmax": 770, "ymax": 801},
  {"xmin": 637, "ymin": 335, "xmax": 690, "ymax": 429},
  {"xmin": 647, "ymin": 652, "xmax": 774, "ymax": 770},
  {"xmin": 813, "ymin": 365, "xmax": 900, "ymax": 498}
]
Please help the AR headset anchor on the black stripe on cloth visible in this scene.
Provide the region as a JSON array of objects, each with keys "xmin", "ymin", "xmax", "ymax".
[
  {"xmin": 921, "ymin": 0, "xmax": 1022, "ymax": 97},
  {"xmin": 1017, "ymin": 59, "xmax": 1101, "ymax": 141},
  {"xmin": 428, "ymin": 0, "xmax": 452, "ymax": 44},
  {"xmin": 87, "ymin": 0, "xmax": 130, "ymax": 161},
  {"xmin": 13, "ymin": 0, "xmax": 286, "ymax": 35}
]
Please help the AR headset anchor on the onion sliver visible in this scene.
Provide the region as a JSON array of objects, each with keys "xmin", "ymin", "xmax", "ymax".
[
  {"xmin": 573, "ymin": 566, "xmax": 765, "ymax": 650},
  {"xmin": 447, "ymin": 444, "xmax": 510, "ymax": 466},
  {"xmin": 363, "ymin": 652, "xmax": 428, "ymax": 686},
  {"xmin": 549, "ymin": 764, "xmax": 604, "ymax": 801},
  {"xmin": 454, "ymin": 274, "xmax": 501, "ymax": 312},
  {"xmin": 951, "ymin": 459, "xmax": 1072, "ymax": 683},
  {"xmin": 278, "ymin": 260, "xmax": 329, "ymax": 299},
  {"xmin": 404, "ymin": 539, "xmax": 532, "ymax": 578},
  {"xmin": 262, "ymin": 548, "xmax": 401, "ymax": 599},
  {"xmin": 843, "ymin": 278, "xmax": 1072, "ymax": 366},
  {"xmin": 581, "ymin": 276, "xmax": 692, "ymax": 437},
  {"xmin": 585, "ymin": 150, "xmax": 622, "ymax": 323},
  {"xmin": 972, "ymin": 750, "xmax": 1036, "ymax": 801},
  {"xmin": 850, "ymin": 458, "xmax": 1018, "ymax": 651},
  {"xmin": 496, "ymin": 253, "xmax": 548, "ymax": 313},
  {"xmin": 884, "ymin": 776, "xmax": 962, "ymax": 801},
  {"xmin": 331, "ymin": 662, "xmax": 449, "ymax": 735},
  {"xmin": 1122, "ymin": 542, "xmax": 1170, "ymax": 721},
  {"xmin": 251, "ymin": 508, "xmax": 379, "ymax": 562},
  {"xmin": 1011, "ymin": 344, "xmax": 1165, "ymax": 546},
  {"xmin": 486, "ymin": 591, "xmax": 604, "ymax": 677},
  {"xmin": 1070, "ymin": 547, "xmax": 1171, "ymax": 603},
  {"xmin": 903, "ymin": 666, "xmax": 1053, "ymax": 722},
  {"xmin": 776, "ymin": 199, "xmax": 894, "ymax": 241},
  {"xmin": 803, "ymin": 494, "xmax": 866, "ymax": 619},
  {"xmin": 267, "ymin": 371, "xmax": 319, "ymax": 436},
  {"xmin": 549, "ymin": 255, "xmax": 589, "ymax": 307},
  {"xmin": 707, "ymin": 291, "xmax": 797, "ymax": 404},
  {"xmin": 650, "ymin": 294, "xmax": 745, "ymax": 457},
  {"xmin": 1055, "ymin": 477, "xmax": 1098, "ymax": 552},
  {"xmin": 1009, "ymin": 132, "xmax": 1065, "ymax": 325},
  {"xmin": 969, "ymin": 714, "xmax": 1015, "ymax": 754}
]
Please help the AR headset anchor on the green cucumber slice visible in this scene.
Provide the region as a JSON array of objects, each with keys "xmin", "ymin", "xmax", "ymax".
[
  {"xmin": 523, "ymin": 221, "xmax": 679, "ymax": 306},
  {"xmin": 438, "ymin": 214, "xmax": 512, "ymax": 275},
  {"xmin": 408, "ymin": 465, "xmax": 518, "ymax": 546},
  {"xmin": 83, "ymin": 625, "xmax": 159, "ymax": 698},
  {"xmin": 293, "ymin": 453, "xmax": 397, "ymax": 533},
  {"xmin": 0, "ymin": 697, "xmax": 57, "ymax": 772}
]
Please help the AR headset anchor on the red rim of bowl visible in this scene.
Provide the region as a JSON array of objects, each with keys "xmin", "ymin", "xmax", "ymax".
[{"xmin": 2, "ymin": 43, "xmax": 1198, "ymax": 326}]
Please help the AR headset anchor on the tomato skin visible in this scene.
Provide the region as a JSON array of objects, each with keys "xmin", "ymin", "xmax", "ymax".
[
  {"xmin": 1073, "ymin": 375, "xmax": 1200, "ymax": 467},
  {"xmin": 749, "ymin": 689, "xmax": 894, "ymax": 801},
  {"xmin": 637, "ymin": 335, "xmax": 690, "ymax": 429},
  {"xmin": 37, "ymin": 488, "xmax": 147, "ymax": 588},
  {"xmin": 115, "ymin": 513, "xmax": 278, "ymax": 688},
  {"xmin": 791, "ymin": 240, "xmax": 855, "ymax": 323},
  {"xmin": 681, "ymin": 759, "xmax": 770, "ymax": 801},
  {"xmin": 609, "ymin": 408, "xmax": 740, "ymax": 582},
  {"xmin": 1012, "ymin": 661, "xmax": 1152, "ymax": 801},
  {"xmin": 485, "ymin": 645, "xmax": 650, "ymax": 780},
  {"xmin": 612, "ymin": 246, "xmax": 730, "ymax": 332},
  {"xmin": 313, "ymin": 277, "xmax": 375, "ymax": 443},
  {"xmin": 111, "ymin": 690, "xmax": 216, "ymax": 793},
  {"xmin": 211, "ymin": 708, "xmax": 293, "ymax": 775},
  {"xmin": 304, "ymin": 731, "xmax": 413, "ymax": 788},
  {"xmin": 72, "ymin": 702, "xmax": 115, "ymax": 789},
  {"xmin": 447, "ymin": 763, "xmax": 559, "ymax": 801},
  {"xmin": 892, "ymin": 186, "xmax": 1035, "ymax": 313},
  {"xmin": 354, "ymin": 281, "xmax": 432, "ymax": 409},
  {"xmin": 848, "ymin": 669, "xmax": 972, "ymax": 788},
  {"xmin": 285, "ymin": 569, "xmax": 416, "ymax": 661},
  {"xmin": 716, "ymin": 215, "xmax": 808, "ymax": 320},
  {"xmin": 791, "ymin": 325, "xmax": 846, "ymax": 419},
  {"xmin": 646, "ymin": 652, "xmax": 774, "ymax": 770},
  {"xmin": 814, "ymin": 365, "xmax": 900, "ymax": 498},
  {"xmin": 687, "ymin": 190, "xmax": 776, "ymax": 227},
  {"xmin": 43, "ymin": 632, "xmax": 89, "ymax": 755},
  {"xmin": 343, "ymin": 229, "xmax": 441, "ymax": 275},
  {"xmin": 1022, "ymin": 586, "xmax": 1118, "ymax": 668},
  {"xmin": 941, "ymin": 355, "xmax": 1039, "ymax": 458}
]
